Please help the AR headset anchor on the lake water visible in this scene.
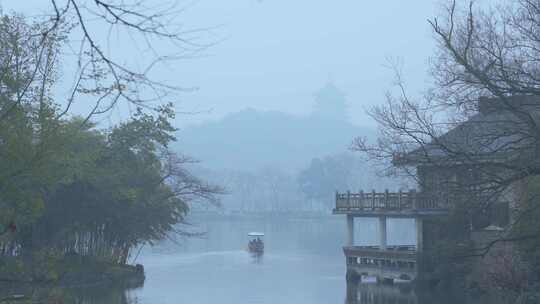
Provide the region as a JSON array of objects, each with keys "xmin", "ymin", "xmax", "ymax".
[
  {"xmin": 133, "ymin": 214, "xmax": 347, "ymax": 304},
  {"xmin": 3, "ymin": 214, "xmax": 477, "ymax": 303},
  {"xmin": 126, "ymin": 214, "xmax": 463, "ymax": 304}
]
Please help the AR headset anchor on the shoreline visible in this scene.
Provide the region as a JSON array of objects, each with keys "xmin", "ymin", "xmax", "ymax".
[{"xmin": 0, "ymin": 257, "xmax": 145, "ymax": 291}]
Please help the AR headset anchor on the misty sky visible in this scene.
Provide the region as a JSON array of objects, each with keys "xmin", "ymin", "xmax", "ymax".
[{"xmin": 2, "ymin": 0, "xmax": 440, "ymax": 127}]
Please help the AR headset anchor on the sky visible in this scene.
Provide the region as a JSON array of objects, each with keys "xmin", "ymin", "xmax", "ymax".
[{"xmin": 1, "ymin": 0, "xmax": 440, "ymax": 128}]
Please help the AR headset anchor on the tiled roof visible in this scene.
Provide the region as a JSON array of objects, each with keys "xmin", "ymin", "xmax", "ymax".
[{"xmin": 394, "ymin": 96, "xmax": 540, "ymax": 166}]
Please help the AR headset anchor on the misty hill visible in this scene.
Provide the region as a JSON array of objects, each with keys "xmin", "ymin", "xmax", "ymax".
[{"xmin": 175, "ymin": 108, "xmax": 374, "ymax": 172}]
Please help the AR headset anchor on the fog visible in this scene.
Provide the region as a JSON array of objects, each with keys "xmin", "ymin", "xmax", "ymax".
[
  {"xmin": 2, "ymin": 0, "xmax": 437, "ymax": 127},
  {"xmin": 0, "ymin": 1, "xmax": 437, "ymax": 182},
  {"xmin": 0, "ymin": 1, "xmax": 510, "ymax": 304}
]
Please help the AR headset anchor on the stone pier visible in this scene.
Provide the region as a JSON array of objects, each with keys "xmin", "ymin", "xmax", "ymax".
[{"xmin": 334, "ymin": 190, "xmax": 448, "ymax": 282}]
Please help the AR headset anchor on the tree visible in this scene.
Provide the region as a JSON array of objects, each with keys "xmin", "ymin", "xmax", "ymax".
[
  {"xmin": 0, "ymin": 5, "xmax": 216, "ymax": 239},
  {"xmin": 298, "ymin": 156, "xmax": 349, "ymax": 210},
  {"xmin": 352, "ymin": 0, "xmax": 540, "ymax": 291},
  {"xmin": 0, "ymin": 105, "xmax": 221, "ymax": 270},
  {"xmin": 25, "ymin": 1, "xmax": 212, "ymax": 121},
  {"xmin": 311, "ymin": 82, "xmax": 348, "ymax": 122},
  {"xmin": 0, "ymin": 14, "xmax": 62, "ymax": 242},
  {"xmin": 298, "ymin": 153, "xmax": 401, "ymax": 210},
  {"xmin": 0, "ymin": 11, "xmax": 219, "ymax": 267}
]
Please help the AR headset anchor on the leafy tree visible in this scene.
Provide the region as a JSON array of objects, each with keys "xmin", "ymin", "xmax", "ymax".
[
  {"xmin": 5, "ymin": 106, "xmax": 221, "ymax": 266},
  {"xmin": 0, "ymin": 14, "xmax": 220, "ymax": 276},
  {"xmin": 298, "ymin": 156, "xmax": 350, "ymax": 209},
  {"xmin": 298, "ymin": 153, "xmax": 402, "ymax": 210}
]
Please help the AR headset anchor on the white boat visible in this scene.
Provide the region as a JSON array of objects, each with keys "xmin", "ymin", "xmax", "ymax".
[{"xmin": 247, "ymin": 232, "xmax": 265, "ymax": 255}]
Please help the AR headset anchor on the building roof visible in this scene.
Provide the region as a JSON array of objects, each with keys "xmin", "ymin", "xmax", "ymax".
[{"xmin": 394, "ymin": 96, "xmax": 540, "ymax": 166}]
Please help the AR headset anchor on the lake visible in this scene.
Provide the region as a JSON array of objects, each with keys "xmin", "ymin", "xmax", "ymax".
[
  {"xmin": 4, "ymin": 214, "xmax": 478, "ymax": 303},
  {"xmin": 128, "ymin": 214, "xmax": 464, "ymax": 304},
  {"xmin": 134, "ymin": 214, "xmax": 347, "ymax": 304}
]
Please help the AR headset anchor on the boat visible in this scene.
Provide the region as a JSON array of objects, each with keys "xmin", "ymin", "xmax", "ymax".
[{"xmin": 247, "ymin": 232, "xmax": 264, "ymax": 255}]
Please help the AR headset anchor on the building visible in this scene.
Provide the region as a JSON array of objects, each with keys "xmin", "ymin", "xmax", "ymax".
[{"xmin": 334, "ymin": 95, "xmax": 540, "ymax": 282}]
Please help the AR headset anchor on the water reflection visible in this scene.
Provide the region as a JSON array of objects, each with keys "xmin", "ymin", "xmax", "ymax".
[
  {"xmin": 0, "ymin": 281, "xmax": 471, "ymax": 304},
  {"xmin": 346, "ymin": 282, "xmax": 417, "ymax": 304},
  {"xmin": 249, "ymin": 252, "xmax": 264, "ymax": 264},
  {"xmin": 345, "ymin": 280, "xmax": 480, "ymax": 304},
  {"xmin": 0, "ymin": 282, "xmax": 140, "ymax": 304}
]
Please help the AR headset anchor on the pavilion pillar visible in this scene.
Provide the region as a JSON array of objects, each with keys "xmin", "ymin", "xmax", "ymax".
[
  {"xmin": 347, "ymin": 215, "xmax": 354, "ymax": 246},
  {"xmin": 416, "ymin": 217, "xmax": 423, "ymax": 252},
  {"xmin": 378, "ymin": 216, "xmax": 387, "ymax": 250}
]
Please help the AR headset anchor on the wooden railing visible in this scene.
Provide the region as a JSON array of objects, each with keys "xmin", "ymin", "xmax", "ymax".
[
  {"xmin": 344, "ymin": 246, "xmax": 418, "ymax": 260},
  {"xmin": 335, "ymin": 190, "xmax": 448, "ymax": 212}
]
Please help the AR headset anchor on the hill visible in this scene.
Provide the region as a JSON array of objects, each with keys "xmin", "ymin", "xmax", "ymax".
[{"xmin": 175, "ymin": 108, "xmax": 374, "ymax": 172}]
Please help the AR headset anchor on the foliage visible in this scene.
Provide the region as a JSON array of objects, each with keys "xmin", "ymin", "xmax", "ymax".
[
  {"xmin": 0, "ymin": 13, "xmax": 62, "ymax": 238},
  {"xmin": 1, "ymin": 106, "xmax": 219, "ymax": 265},
  {"xmin": 202, "ymin": 167, "xmax": 303, "ymax": 213},
  {"xmin": 298, "ymin": 153, "xmax": 403, "ymax": 210},
  {"xmin": 0, "ymin": 12, "xmax": 220, "ymax": 280},
  {"xmin": 420, "ymin": 204, "xmax": 475, "ymax": 288},
  {"xmin": 511, "ymin": 177, "xmax": 540, "ymax": 279},
  {"xmin": 298, "ymin": 156, "xmax": 351, "ymax": 204}
]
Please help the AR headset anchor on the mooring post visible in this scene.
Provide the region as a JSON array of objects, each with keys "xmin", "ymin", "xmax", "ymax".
[
  {"xmin": 384, "ymin": 189, "xmax": 389, "ymax": 209},
  {"xmin": 398, "ymin": 189, "xmax": 403, "ymax": 210},
  {"xmin": 410, "ymin": 189, "xmax": 417, "ymax": 209},
  {"xmin": 378, "ymin": 216, "xmax": 387, "ymax": 251},
  {"xmin": 347, "ymin": 215, "xmax": 354, "ymax": 247},
  {"xmin": 415, "ymin": 217, "xmax": 423, "ymax": 252}
]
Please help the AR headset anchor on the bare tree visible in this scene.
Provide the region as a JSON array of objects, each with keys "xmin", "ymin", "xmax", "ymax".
[
  {"xmin": 0, "ymin": 3, "xmax": 213, "ymax": 190},
  {"xmin": 0, "ymin": 14, "xmax": 61, "ymax": 121},
  {"xmin": 353, "ymin": 0, "xmax": 540, "ymax": 259},
  {"xmin": 4, "ymin": 1, "xmax": 214, "ymax": 124}
]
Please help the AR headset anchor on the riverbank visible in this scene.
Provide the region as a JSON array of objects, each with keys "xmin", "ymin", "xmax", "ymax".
[
  {"xmin": 0, "ymin": 277, "xmax": 144, "ymax": 304},
  {"xmin": 0, "ymin": 255, "xmax": 145, "ymax": 288}
]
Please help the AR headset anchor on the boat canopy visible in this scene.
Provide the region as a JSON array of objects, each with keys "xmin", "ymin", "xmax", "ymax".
[{"xmin": 247, "ymin": 232, "xmax": 265, "ymax": 237}]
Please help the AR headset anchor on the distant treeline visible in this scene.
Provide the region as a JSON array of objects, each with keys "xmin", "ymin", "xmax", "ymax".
[
  {"xmin": 178, "ymin": 84, "xmax": 406, "ymax": 212},
  {"xmin": 195, "ymin": 152, "xmax": 407, "ymax": 213}
]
